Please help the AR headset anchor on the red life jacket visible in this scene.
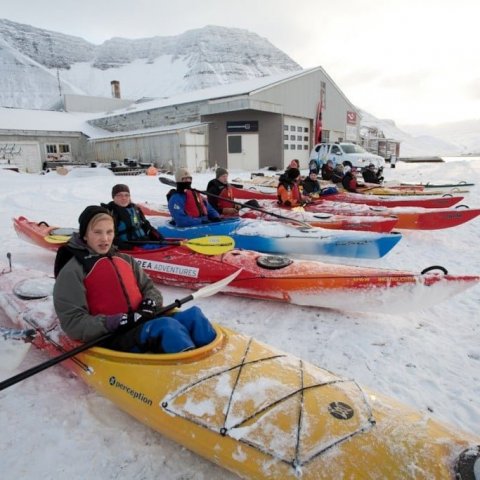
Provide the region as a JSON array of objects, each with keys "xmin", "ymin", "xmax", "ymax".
[
  {"xmin": 217, "ymin": 185, "xmax": 234, "ymax": 210},
  {"xmin": 84, "ymin": 256, "xmax": 143, "ymax": 315},
  {"xmin": 184, "ymin": 189, "xmax": 208, "ymax": 217}
]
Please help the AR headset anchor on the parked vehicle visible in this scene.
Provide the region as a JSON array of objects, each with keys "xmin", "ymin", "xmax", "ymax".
[{"xmin": 309, "ymin": 142, "xmax": 385, "ymax": 170}]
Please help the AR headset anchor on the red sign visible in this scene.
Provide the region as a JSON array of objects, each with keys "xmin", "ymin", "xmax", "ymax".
[{"xmin": 346, "ymin": 111, "xmax": 357, "ymax": 125}]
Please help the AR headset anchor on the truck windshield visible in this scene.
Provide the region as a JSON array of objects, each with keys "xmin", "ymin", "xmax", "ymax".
[{"xmin": 341, "ymin": 144, "xmax": 366, "ymax": 154}]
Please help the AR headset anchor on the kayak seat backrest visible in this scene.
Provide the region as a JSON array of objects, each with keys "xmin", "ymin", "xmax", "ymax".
[{"xmin": 52, "ymin": 228, "xmax": 78, "ymax": 236}]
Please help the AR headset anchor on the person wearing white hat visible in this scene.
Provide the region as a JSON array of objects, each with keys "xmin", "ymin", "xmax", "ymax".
[{"xmin": 167, "ymin": 168, "xmax": 221, "ymax": 227}]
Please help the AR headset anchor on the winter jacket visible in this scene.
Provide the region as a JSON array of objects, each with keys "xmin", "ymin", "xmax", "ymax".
[
  {"xmin": 167, "ymin": 188, "xmax": 220, "ymax": 227},
  {"xmin": 206, "ymin": 178, "xmax": 237, "ymax": 214},
  {"xmin": 277, "ymin": 176, "xmax": 304, "ymax": 207},
  {"xmin": 321, "ymin": 163, "xmax": 334, "ymax": 181},
  {"xmin": 362, "ymin": 168, "xmax": 383, "ymax": 184},
  {"xmin": 53, "ymin": 233, "xmax": 163, "ymax": 343},
  {"xmin": 102, "ymin": 201, "xmax": 163, "ymax": 249},
  {"xmin": 342, "ymin": 171, "xmax": 358, "ymax": 192},
  {"xmin": 301, "ymin": 177, "xmax": 321, "ymax": 195}
]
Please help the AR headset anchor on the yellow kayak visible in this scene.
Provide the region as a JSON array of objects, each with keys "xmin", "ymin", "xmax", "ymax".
[{"xmin": 0, "ymin": 270, "xmax": 479, "ymax": 479}]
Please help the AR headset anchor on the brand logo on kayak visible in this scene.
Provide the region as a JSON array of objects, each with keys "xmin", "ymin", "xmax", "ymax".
[
  {"xmin": 109, "ymin": 376, "xmax": 153, "ymax": 406},
  {"xmin": 134, "ymin": 259, "xmax": 199, "ymax": 278},
  {"xmin": 328, "ymin": 401, "xmax": 354, "ymax": 420}
]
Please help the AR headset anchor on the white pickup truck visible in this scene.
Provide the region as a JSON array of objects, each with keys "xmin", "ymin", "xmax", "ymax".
[{"xmin": 309, "ymin": 142, "xmax": 385, "ymax": 170}]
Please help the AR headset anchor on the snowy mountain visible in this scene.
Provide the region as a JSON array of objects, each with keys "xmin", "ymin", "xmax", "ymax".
[
  {"xmin": 400, "ymin": 119, "xmax": 480, "ymax": 156},
  {"xmin": 359, "ymin": 109, "xmax": 476, "ymax": 157},
  {"xmin": 0, "ymin": 19, "xmax": 301, "ymax": 109}
]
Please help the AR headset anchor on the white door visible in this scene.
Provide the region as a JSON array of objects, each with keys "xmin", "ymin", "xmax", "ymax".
[
  {"xmin": 184, "ymin": 133, "xmax": 207, "ymax": 172},
  {"xmin": 227, "ymin": 134, "xmax": 258, "ymax": 171}
]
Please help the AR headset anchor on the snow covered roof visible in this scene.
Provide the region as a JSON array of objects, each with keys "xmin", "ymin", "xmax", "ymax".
[
  {"xmin": 0, "ymin": 107, "xmax": 108, "ymax": 137},
  {"xmin": 88, "ymin": 121, "xmax": 208, "ymax": 140},
  {"xmin": 98, "ymin": 67, "xmax": 321, "ymax": 117}
]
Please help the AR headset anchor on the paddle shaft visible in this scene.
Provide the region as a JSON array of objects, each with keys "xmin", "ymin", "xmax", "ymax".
[
  {"xmin": 0, "ymin": 297, "xmax": 194, "ymax": 391},
  {"xmin": 159, "ymin": 176, "xmax": 312, "ymax": 229},
  {"xmin": 0, "ymin": 268, "xmax": 243, "ymax": 391}
]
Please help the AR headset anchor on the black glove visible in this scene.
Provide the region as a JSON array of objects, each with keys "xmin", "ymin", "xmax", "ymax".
[
  {"xmin": 105, "ymin": 312, "xmax": 142, "ymax": 332},
  {"xmin": 138, "ymin": 298, "xmax": 156, "ymax": 319},
  {"xmin": 149, "ymin": 228, "xmax": 163, "ymax": 241},
  {"xmin": 210, "ymin": 217, "xmax": 222, "ymax": 222}
]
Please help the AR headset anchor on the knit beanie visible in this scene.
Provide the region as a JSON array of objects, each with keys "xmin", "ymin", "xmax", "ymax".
[
  {"xmin": 175, "ymin": 167, "xmax": 192, "ymax": 183},
  {"xmin": 111, "ymin": 184, "xmax": 130, "ymax": 198},
  {"xmin": 216, "ymin": 167, "xmax": 228, "ymax": 179},
  {"xmin": 286, "ymin": 167, "xmax": 300, "ymax": 180},
  {"xmin": 78, "ymin": 205, "xmax": 112, "ymax": 238}
]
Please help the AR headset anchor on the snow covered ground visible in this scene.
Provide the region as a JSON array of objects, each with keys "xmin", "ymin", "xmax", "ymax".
[{"xmin": 1, "ymin": 159, "xmax": 479, "ymax": 479}]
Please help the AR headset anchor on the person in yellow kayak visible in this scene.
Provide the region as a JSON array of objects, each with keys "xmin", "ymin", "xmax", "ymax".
[
  {"xmin": 53, "ymin": 205, "xmax": 216, "ymax": 353},
  {"xmin": 101, "ymin": 183, "xmax": 164, "ymax": 249}
]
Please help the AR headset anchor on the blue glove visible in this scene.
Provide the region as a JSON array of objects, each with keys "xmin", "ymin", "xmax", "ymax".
[{"xmin": 105, "ymin": 312, "xmax": 142, "ymax": 333}]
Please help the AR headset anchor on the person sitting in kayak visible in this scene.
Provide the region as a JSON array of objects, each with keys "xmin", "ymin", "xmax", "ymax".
[
  {"xmin": 341, "ymin": 165, "xmax": 358, "ymax": 192},
  {"xmin": 301, "ymin": 169, "xmax": 322, "ymax": 196},
  {"xmin": 101, "ymin": 183, "xmax": 164, "ymax": 249},
  {"xmin": 206, "ymin": 167, "xmax": 240, "ymax": 217},
  {"xmin": 167, "ymin": 168, "xmax": 221, "ymax": 227},
  {"xmin": 53, "ymin": 205, "xmax": 216, "ymax": 353},
  {"xmin": 321, "ymin": 160, "xmax": 335, "ymax": 181},
  {"xmin": 331, "ymin": 163, "xmax": 344, "ymax": 184},
  {"xmin": 277, "ymin": 167, "xmax": 310, "ymax": 207},
  {"xmin": 362, "ymin": 163, "xmax": 384, "ymax": 184}
]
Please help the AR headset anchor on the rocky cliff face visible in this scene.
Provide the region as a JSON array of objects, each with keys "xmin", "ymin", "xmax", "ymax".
[{"xmin": 0, "ymin": 20, "xmax": 301, "ymax": 109}]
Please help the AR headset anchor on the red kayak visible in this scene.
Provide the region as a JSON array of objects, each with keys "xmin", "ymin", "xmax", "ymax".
[
  {"xmin": 12, "ymin": 216, "xmax": 480, "ymax": 313},
  {"xmin": 246, "ymin": 200, "xmax": 480, "ymax": 231},
  {"xmin": 138, "ymin": 202, "xmax": 398, "ymax": 233},
  {"xmin": 231, "ymin": 185, "xmax": 464, "ymax": 208}
]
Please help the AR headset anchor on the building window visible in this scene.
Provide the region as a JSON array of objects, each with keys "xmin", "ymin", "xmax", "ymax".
[
  {"xmin": 284, "ymin": 135, "xmax": 288, "ymax": 140},
  {"xmin": 290, "ymin": 144, "xmax": 296, "ymax": 150},
  {"xmin": 304, "ymin": 145, "xmax": 308, "ymax": 150},
  {"xmin": 290, "ymin": 135, "xmax": 295, "ymax": 141},
  {"xmin": 284, "ymin": 125, "xmax": 289, "ymax": 131},
  {"xmin": 46, "ymin": 143, "xmax": 71, "ymax": 161},
  {"xmin": 304, "ymin": 136, "xmax": 308, "ymax": 142},
  {"xmin": 228, "ymin": 136, "xmax": 242, "ymax": 154},
  {"xmin": 284, "ymin": 144, "xmax": 289, "ymax": 149},
  {"xmin": 297, "ymin": 135, "xmax": 302, "ymax": 141},
  {"xmin": 290, "ymin": 126, "xmax": 296, "ymax": 131},
  {"xmin": 304, "ymin": 127, "xmax": 309, "ymax": 132}
]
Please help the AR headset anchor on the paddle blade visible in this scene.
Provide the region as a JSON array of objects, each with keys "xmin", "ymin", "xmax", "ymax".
[
  {"xmin": 191, "ymin": 269, "xmax": 242, "ymax": 300},
  {"xmin": 44, "ymin": 234, "xmax": 70, "ymax": 244},
  {"xmin": 182, "ymin": 235, "xmax": 235, "ymax": 255},
  {"xmin": 0, "ymin": 328, "xmax": 35, "ymax": 375}
]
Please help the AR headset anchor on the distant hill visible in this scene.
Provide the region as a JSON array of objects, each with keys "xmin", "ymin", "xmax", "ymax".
[
  {"xmin": 0, "ymin": 19, "xmax": 301, "ymax": 109},
  {"xmin": 359, "ymin": 110, "xmax": 477, "ymax": 157},
  {"xmin": 400, "ymin": 119, "xmax": 480, "ymax": 155}
]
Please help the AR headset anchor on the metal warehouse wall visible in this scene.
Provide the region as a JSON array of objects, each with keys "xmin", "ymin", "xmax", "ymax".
[
  {"xmin": 91, "ymin": 125, "xmax": 208, "ymax": 171},
  {"xmin": 89, "ymin": 102, "xmax": 203, "ymax": 132},
  {"xmin": 250, "ymin": 68, "xmax": 358, "ymax": 140}
]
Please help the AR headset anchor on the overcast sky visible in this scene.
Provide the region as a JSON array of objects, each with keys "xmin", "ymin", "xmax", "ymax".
[{"xmin": 2, "ymin": 0, "xmax": 479, "ymax": 126}]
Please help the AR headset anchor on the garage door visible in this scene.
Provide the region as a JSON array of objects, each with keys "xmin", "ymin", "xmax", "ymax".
[{"xmin": 0, "ymin": 142, "xmax": 41, "ymax": 173}]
